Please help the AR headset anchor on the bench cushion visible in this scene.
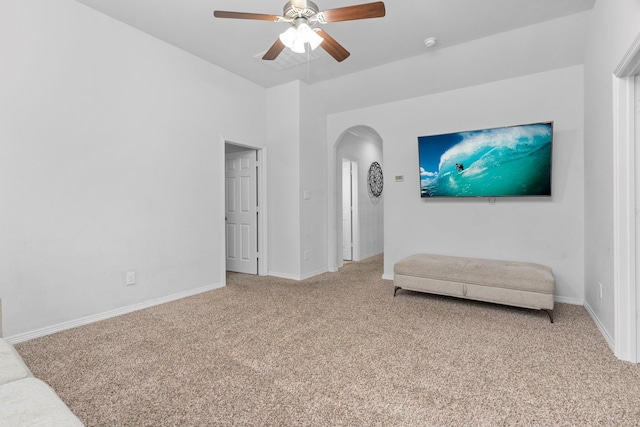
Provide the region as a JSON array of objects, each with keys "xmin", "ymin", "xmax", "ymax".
[
  {"xmin": 0, "ymin": 338, "xmax": 33, "ymax": 385},
  {"xmin": 0, "ymin": 377, "xmax": 84, "ymax": 426},
  {"xmin": 0, "ymin": 378, "xmax": 83, "ymax": 427},
  {"xmin": 394, "ymin": 254, "xmax": 554, "ymax": 294}
]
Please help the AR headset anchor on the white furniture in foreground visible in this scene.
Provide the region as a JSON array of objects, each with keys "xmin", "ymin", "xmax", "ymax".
[
  {"xmin": 393, "ymin": 254, "xmax": 555, "ymax": 322},
  {"xmin": 0, "ymin": 299, "xmax": 85, "ymax": 426}
]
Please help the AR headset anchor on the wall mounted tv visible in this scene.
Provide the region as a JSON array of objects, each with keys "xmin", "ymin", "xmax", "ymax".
[{"xmin": 418, "ymin": 122, "xmax": 553, "ymax": 198}]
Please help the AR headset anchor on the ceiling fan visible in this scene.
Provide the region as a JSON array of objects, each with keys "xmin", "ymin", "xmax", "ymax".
[{"xmin": 213, "ymin": 1, "xmax": 386, "ymax": 62}]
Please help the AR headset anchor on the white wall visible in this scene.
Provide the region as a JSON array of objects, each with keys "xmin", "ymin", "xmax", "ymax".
[
  {"xmin": 336, "ymin": 129, "xmax": 384, "ymax": 264},
  {"xmin": 321, "ymin": 12, "xmax": 589, "ymax": 278},
  {"xmin": 266, "ymin": 81, "xmax": 302, "ymax": 279},
  {"xmin": 0, "ymin": 0, "xmax": 266, "ymax": 338},
  {"xmin": 299, "ymin": 83, "xmax": 328, "ymax": 278},
  {"xmin": 265, "ymin": 82, "xmax": 329, "ymax": 280},
  {"xmin": 328, "ymin": 66, "xmax": 585, "ymax": 302},
  {"xmin": 583, "ymin": 0, "xmax": 640, "ymax": 338}
]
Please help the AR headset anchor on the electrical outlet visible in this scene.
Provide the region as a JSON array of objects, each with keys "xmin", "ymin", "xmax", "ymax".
[
  {"xmin": 126, "ymin": 271, "xmax": 136, "ymax": 286},
  {"xmin": 304, "ymin": 250, "xmax": 309, "ymax": 260},
  {"xmin": 599, "ymin": 282, "xmax": 603, "ymax": 299}
]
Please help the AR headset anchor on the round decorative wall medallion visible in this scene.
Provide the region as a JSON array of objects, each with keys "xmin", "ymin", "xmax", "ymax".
[{"xmin": 368, "ymin": 161, "xmax": 384, "ymax": 198}]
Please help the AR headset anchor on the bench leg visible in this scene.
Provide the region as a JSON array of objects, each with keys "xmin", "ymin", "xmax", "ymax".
[
  {"xmin": 393, "ymin": 286, "xmax": 401, "ymax": 297},
  {"xmin": 542, "ymin": 309, "xmax": 554, "ymax": 323}
]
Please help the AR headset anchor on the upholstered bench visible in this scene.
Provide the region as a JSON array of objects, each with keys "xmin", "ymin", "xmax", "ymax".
[
  {"xmin": 393, "ymin": 254, "xmax": 555, "ymax": 322},
  {"xmin": 0, "ymin": 299, "xmax": 84, "ymax": 426}
]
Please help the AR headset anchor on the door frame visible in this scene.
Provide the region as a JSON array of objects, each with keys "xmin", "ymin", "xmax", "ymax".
[
  {"xmin": 612, "ymin": 32, "xmax": 640, "ymax": 363},
  {"xmin": 219, "ymin": 136, "xmax": 268, "ymax": 284},
  {"xmin": 342, "ymin": 159, "xmax": 359, "ymax": 262}
]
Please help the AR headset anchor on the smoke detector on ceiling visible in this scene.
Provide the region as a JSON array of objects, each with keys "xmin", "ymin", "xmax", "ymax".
[{"xmin": 424, "ymin": 37, "xmax": 438, "ymax": 48}]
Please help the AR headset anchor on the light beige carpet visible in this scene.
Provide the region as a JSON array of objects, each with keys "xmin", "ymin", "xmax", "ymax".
[{"xmin": 16, "ymin": 255, "xmax": 640, "ymax": 426}]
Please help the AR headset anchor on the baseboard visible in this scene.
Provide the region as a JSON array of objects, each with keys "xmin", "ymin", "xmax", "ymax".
[
  {"xmin": 554, "ymin": 295, "xmax": 583, "ymax": 305},
  {"xmin": 301, "ymin": 268, "xmax": 328, "ymax": 280},
  {"xmin": 6, "ymin": 282, "xmax": 224, "ymax": 345},
  {"xmin": 356, "ymin": 250, "xmax": 383, "ymax": 261},
  {"xmin": 268, "ymin": 271, "xmax": 302, "ymax": 281},
  {"xmin": 268, "ymin": 268, "xmax": 328, "ymax": 281},
  {"xmin": 382, "ymin": 273, "xmax": 394, "ymax": 281},
  {"xmin": 583, "ymin": 300, "xmax": 615, "ymax": 353}
]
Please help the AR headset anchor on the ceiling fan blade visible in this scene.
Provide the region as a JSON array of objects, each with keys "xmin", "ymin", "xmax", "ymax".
[
  {"xmin": 320, "ymin": 1, "xmax": 386, "ymax": 23},
  {"xmin": 213, "ymin": 11, "xmax": 282, "ymax": 21},
  {"xmin": 262, "ymin": 39, "xmax": 286, "ymax": 60},
  {"xmin": 316, "ymin": 29, "xmax": 350, "ymax": 62}
]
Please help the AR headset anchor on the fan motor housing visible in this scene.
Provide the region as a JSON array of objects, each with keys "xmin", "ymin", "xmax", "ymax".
[{"xmin": 283, "ymin": 1, "xmax": 319, "ymax": 19}]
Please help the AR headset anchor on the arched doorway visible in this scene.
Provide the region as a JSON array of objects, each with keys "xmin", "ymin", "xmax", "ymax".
[{"xmin": 330, "ymin": 126, "xmax": 384, "ymax": 270}]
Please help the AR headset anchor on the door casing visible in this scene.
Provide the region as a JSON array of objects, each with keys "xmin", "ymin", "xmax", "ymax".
[
  {"xmin": 342, "ymin": 160, "xmax": 355, "ymax": 261},
  {"xmin": 220, "ymin": 138, "xmax": 267, "ymax": 283}
]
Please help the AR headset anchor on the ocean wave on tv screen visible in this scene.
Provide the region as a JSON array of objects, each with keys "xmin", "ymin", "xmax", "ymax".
[{"xmin": 421, "ymin": 124, "xmax": 552, "ymax": 197}]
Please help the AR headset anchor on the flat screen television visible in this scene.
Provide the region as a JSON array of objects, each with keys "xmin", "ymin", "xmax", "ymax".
[{"xmin": 418, "ymin": 121, "xmax": 553, "ymax": 198}]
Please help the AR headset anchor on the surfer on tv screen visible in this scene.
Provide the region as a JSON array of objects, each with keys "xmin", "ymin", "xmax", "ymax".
[{"xmin": 455, "ymin": 163, "xmax": 464, "ymax": 172}]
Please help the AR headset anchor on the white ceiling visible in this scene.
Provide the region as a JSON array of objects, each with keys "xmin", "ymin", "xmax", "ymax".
[{"xmin": 73, "ymin": 0, "xmax": 595, "ymax": 88}]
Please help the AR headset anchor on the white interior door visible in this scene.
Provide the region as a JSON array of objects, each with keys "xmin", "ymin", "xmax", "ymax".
[
  {"xmin": 226, "ymin": 150, "xmax": 258, "ymax": 274},
  {"xmin": 342, "ymin": 160, "xmax": 353, "ymax": 261}
]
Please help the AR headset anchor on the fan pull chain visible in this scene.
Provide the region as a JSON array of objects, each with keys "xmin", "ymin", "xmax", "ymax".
[{"xmin": 307, "ymin": 46, "xmax": 310, "ymax": 81}]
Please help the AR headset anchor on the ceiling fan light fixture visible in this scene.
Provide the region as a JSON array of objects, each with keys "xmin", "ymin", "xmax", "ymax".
[
  {"xmin": 291, "ymin": 38, "xmax": 306, "ymax": 53},
  {"xmin": 278, "ymin": 22, "xmax": 324, "ymax": 54},
  {"xmin": 308, "ymin": 28, "xmax": 324, "ymax": 50},
  {"xmin": 279, "ymin": 27, "xmax": 297, "ymax": 48}
]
